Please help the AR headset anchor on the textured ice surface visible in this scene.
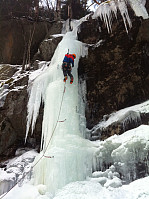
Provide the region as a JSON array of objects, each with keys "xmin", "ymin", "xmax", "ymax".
[{"xmin": 93, "ymin": 125, "xmax": 149, "ymax": 183}]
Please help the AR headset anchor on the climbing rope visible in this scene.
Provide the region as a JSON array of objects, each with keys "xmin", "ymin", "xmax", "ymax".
[
  {"xmin": 0, "ymin": 82, "xmax": 66, "ymax": 199},
  {"xmin": 42, "ymin": 82, "xmax": 66, "ymax": 159}
]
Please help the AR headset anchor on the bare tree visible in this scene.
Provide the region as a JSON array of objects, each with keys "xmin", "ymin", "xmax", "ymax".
[
  {"xmin": 34, "ymin": 0, "xmax": 39, "ymax": 20},
  {"xmin": 92, "ymin": 0, "xmax": 105, "ymax": 5},
  {"xmin": 42, "ymin": 0, "xmax": 61, "ymax": 20},
  {"xmin": 56, "ymin": 0, "xmax": 61, "ymax": 20}
]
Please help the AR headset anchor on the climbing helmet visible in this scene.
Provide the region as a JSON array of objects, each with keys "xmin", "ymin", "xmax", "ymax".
[{"xmin": 72, "ymin": 54, "xmax": 76, "ymax": 59}]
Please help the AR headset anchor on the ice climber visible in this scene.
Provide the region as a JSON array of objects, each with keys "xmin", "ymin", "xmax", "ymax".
[{"xmin": 62, "ymin": 53, "xmax": 76, "ymax": 84}]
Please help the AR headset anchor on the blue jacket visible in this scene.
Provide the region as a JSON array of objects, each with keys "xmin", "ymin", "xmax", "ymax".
[{"xmin": 63, "ymin": 54, "xmax": 74, "ymax": 67}]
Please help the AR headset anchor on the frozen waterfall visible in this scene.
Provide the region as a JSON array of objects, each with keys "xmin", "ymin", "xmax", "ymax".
[
  {"xmin": 26, "ymin": 17, "xmax": 95, "ymax": 195},
  {"xmin": 21, "ymin": 1, "xmax": 149, "ymax": 197}
]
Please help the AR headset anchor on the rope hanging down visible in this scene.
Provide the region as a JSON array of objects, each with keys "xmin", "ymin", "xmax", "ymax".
[
  {"xmin": 0, "ymin": 82, "xmax": 66, "ymax": 199},
  {"xmin": 42, "ymin": 82, "xmax": 66, "ymax": 158}
]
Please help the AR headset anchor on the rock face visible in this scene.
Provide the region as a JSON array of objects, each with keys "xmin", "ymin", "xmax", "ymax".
[
  {"xmin": 0, "ymin": 19, "xmax": 63, "ymax": 64},
  {"xmin": 38, "ymin": 35, "xmax": 63, "ymax": 61},
  {"xmin": 33, "ymin": 21, "xmax": 63, "ymax": 62},
  {"xmin": 0, "ymin": 65, "xmax": 44, "ymax": 159},
  {"xmin": 78, "ymin": 15, "xmax": 149, "ymax": 132},
  {"xmin": 0, "ymin": 20, "xmax": 63, "ymax": 159},
  {"xmin": 0, "ymin": 65, "xmax": 28, "ymax": 157}
]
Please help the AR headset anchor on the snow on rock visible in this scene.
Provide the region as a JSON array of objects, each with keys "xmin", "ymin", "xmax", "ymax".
[
  {"xmin": 28, "ymin": 61, "xmax": 49, "ymax": 84},
  {"xmin": 0, "ymin": 61, "xmax": 48, "ymax": 109},
  {"xmin": 91, "ymin": 100, "xmax": 149, "ymax": 136},
  {"xmin": 0, "ymin": 65, "xmax": 28, "ymax": 107},
  {"xmin": 0, "ymin": 149, "xmax": 38, "ymax": 196},
  {"xmin": 0, "ymin": 170, "xmax": 16, "ymax": 196}
]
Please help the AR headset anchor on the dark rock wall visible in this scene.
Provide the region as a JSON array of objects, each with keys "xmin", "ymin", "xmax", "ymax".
[
  {"xmin": 0, "ymin": 19, "xmax": 63, "ymax": 64},
  {"xmin": 0, "ymin": 20, "xmax": 63, "ymax": 159},
  {"xmin": 0, "ymin": 67, "xmax": 44, "ymax": 160},
  {"xmin": 38, "ymin": 35, "xmax": 63, "ymax": 61},
  {"xmin": 78, "ymin": 14, "xmax": 149, "ymax": 129}
]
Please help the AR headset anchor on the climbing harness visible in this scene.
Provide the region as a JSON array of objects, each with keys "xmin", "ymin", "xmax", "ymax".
[{"xmin": 0, "ymin": 82, "xmax": 66, "ymax": 199}]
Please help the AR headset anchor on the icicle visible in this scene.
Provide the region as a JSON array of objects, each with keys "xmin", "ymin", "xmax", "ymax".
[
  {"xmin": 92, "ymin": 0, "xmax": 132, "ymax": 33},
  {"xmin": 128, "ymin": 0, "xmax": 149, "ymax": 19},
  {"xmin": 25, "ymin": 69, "xmax": 51, "ymax": 142},
  {"xmin": 92, "ymin": 2, "xmax": 114, "ymax": 33},
  {"xmin": 92, "ymin": 0, "xmax": 149, "ymax": 33},
  {"xmin": 109, "ymin": 0, "xmax": 118, "ymax": 18},
  {"xmin": 117, "ymin": 0, "xmax": 132, "ymax": 33},
  {"xmin": 122, "ymin": 111, "xmax": 141, "ymax": 132}
]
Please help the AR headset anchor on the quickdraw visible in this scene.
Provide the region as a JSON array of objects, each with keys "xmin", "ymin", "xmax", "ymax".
[
  {"xmin": 44, "ymin": 155, "xmax": 54, "ymax": 158},
  {"xmin": 58, "ymin": 119, "xmax": 66, "ymax": 122}
]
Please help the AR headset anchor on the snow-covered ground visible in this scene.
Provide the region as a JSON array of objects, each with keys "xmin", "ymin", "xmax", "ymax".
[
  {"xmin": 1, "ymin": 123, "xmax": 149, "ymax": 199},
  {"xmin": 1, "ymin": 152, "xmax": 149, "ymax": 199}
]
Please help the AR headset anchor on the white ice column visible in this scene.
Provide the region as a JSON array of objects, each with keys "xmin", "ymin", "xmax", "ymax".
[{"xmin": 32, "ymin": 31, "xmax": 95, "ymax": 195}]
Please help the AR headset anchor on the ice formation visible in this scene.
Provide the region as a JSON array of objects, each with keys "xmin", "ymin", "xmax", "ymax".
[
  {"xmin": 93, "ymin": 125, "xmax": 149, "ymax": 183},
  {"xmin": 92, "ymin": 0, "xmax": 148, "ymax": 33},
  {"xmin": 128, "ymin": 0, "xmax": 149, "ymax": 19},
  {"xmin": 25, "ymin": 16, "xmax": 95, "ymax": 195}
]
